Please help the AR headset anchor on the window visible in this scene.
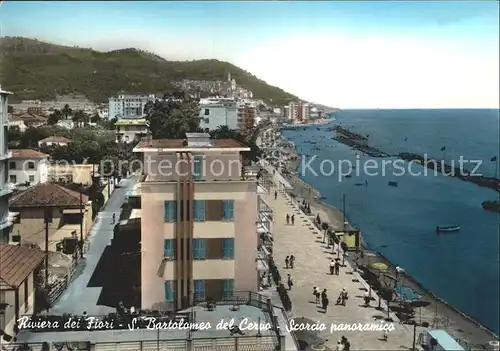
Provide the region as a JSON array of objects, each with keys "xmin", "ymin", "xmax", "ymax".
[
  {"xmin": 204, "ymin": 109, "xmax": 210, "ymax": 116},
  {"xmin": 164, "ymin": 239, "xmax": 176, "ymax": 260},
  {"xmin": 193, "ymin": 238, "xmax": 206, "ymax": 259},
  {"xmin": 9, "ymin": 175, "xmax": 16, "ymax": 183},
  {"xmin": 193, "ymin": 200, "xmax": 206, "ymax": 222},
  {"xmin": 164, "ymin": 201, "xmax": 177, "ymax": 222},
  {"xmin": 27, "ymin": 162, "xmax": 35, "ymax": 169},
  {"xmin": 203, "ymin": 118, "xmax": 209, "ymax": 124},
  {"xmin": 164, "ymin": 281, "xmax": 175, "ymax": 302},
  {"xmin": 222, "ymin": 200, "xmax": 234, "ymax": 221},
  {"xmin": 222, "ymin": 279, "xmax": 234, "ymax": 299},
  {"xmin": 193, "ymin": 156, "xmax": 203, "ymax": 181},
  {"xmin": 9, "ymin": 161, "xmax": 15, "ymax": 170},
  {"xmin": 194, "ymin": 280, "xmax": 205, "ymax": 300},
  {"xmin": 222, "ymin": 238, "xmax": 235, "ymax": 259},
  {"xmin": 28, "ymin": 175, "xmax": 35, "ymax": 183}
]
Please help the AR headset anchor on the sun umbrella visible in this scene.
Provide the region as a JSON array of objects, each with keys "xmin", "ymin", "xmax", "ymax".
[{"xmin": 368, "ymin": 262, "xmax": 389, "ymax": 271}]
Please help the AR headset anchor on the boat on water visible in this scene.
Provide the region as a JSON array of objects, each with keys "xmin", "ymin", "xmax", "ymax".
[
  {"xmin": 436, "ymin": 225, "xmax": 460, "ymax": 233},
  {"xmin": 482, "ymin": 200, "xmax": 500, "ymax": 213},
  {"xmin": 388, "ymin": 181, "xmax": 398, "ymax": 187}
]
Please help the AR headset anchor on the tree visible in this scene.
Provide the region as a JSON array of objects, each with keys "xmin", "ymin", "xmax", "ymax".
[
  {"xmin": 90, "ymin": 112, "xmax": 101, "ymax": 124},
  {"xmin": 61, "ymin": 104, "xmax": 72, "ymax": 120},
  {"xmin": 144, "ymin": 91, "xmax": 201, "ymax": 139},
  {"xmin": 47, "ymin": 110, "xmax": 63, "ymax": 125},
  {"xmin": 72, "ymin": 110, "xmax": 89, "ymax": 127},
  {"xmin": 18, "ymin": 125, "xmax": 71, "ymax": 148}
]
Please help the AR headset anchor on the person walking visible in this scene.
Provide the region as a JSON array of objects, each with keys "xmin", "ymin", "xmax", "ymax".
[
  {"xmin": 286, "ymin": 214, "xmax": 290, "ymax": 225},
  {"xmin": 335, "ymin": 340, "xmax": 344, "ymax": 350},
  {"xmin": 274, "ymin": 190, "xmax": 278, "ymax": 200},
  {"xmin": 313, "ymin": 287, "xmax": 320, "ymax": 305},
  {"xmin": 287, "ymin": 274, "xmax": 293, "ymax": 290},
  {"xmin": 329, "ymin": 259, "xmax": 335, "ymax": 275},
  {"xmin": 289, "ymin": 255, "xmax": 295, "ymax": 269},
  {"xmin": 291, "ymin": 215, "xmax": 295, "ymax": 225},
  {"xmin": 335, "ymin": 259, "xmax": 340, "ymax": 275},
  {"xmin": 285, "ymin": 256, "xmax": 290, "ymax": 269},
  {"xmin": 321, "ymin": 289, "xmax": 328, "ymax": 310}
]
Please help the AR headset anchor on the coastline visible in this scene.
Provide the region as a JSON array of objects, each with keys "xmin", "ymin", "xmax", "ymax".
[{"xmin": 263, "ymin": 126, "xmax": 498, "ymax": 349}]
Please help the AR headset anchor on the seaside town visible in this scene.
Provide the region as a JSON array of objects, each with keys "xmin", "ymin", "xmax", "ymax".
[
  {"xmin": 1, "ymin": 72, "xmax": 499, "ymax": 350},
  {"xmin": 0, "ymin": 12, "xmax": 499, "ymax": 351}
]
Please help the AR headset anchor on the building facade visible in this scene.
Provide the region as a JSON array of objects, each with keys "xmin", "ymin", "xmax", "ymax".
[
  {"xmin": 133, "ymin": 133, "xmax": 259, "ymax": 310},
  {"xmin": 9, "ymin": 149, "xmax": 49, "ymax": 186},
  {"xmin": 288, "ymin": 102, "xmax": 310, "ymax": 124},
  {"xmin": 108, "ymin": 95, "xmax": 155, "ymax": 120},
  {"xmin": 237, "ymin": 103, "xmax": 257, "ymax": 135},
  {"xmin": 199, "ymin": 102, "xmax": 238, "ymax": 131},
  {"xmin": 115, "ymin": 118, "xmax": 150, "ymax": 143},
  {"xmin": 0, "ymin": 87, "xmax": 16, "ymax": 243},
  {"xmin": 0, "ymin": 245, "xmax": 45, "ymax": 343}
]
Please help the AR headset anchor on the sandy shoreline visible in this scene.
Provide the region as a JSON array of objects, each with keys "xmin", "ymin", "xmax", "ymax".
[{"xmin": 263, "ymin": 126, "xmax": 498, "ymax": 349}]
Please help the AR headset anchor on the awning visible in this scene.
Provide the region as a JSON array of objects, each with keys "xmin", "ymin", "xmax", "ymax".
[
  {"xmin": 257, "ymin": 259, "xmax": 269, "ymax": 272},
  {"xmin": 257, "ymin": 222, "xmax": 270, "ymax": 234}
]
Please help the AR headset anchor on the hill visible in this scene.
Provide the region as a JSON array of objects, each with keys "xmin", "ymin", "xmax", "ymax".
[{"xmin": 0, "ymin": 37, "xmax": 298, "ymax": 105}]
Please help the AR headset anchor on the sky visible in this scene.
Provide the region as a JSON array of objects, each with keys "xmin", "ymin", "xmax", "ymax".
[{"xmin": 1, "ymin": 1, "xmax": 499, "ymax": 109}]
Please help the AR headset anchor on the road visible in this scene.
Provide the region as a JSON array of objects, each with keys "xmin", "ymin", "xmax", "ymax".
[{"xmin": 50, "ymin": 176, "xmax": 138, "ymax": 315}]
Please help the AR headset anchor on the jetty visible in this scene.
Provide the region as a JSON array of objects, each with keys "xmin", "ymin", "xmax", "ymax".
[
  {"xmin": 330, "ymin": 125, "xmax": 388, "ymax": 157},
  {"xmin": 398, "ymin": 153, "xmax": 500, "ymax": 192}
]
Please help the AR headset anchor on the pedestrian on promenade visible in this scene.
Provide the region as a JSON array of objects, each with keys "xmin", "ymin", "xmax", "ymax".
[
  {"xmin": 289, "ymin": 255, "xmax": 295, "ymax": 269},
  {"xmin": 313, "ymin": 287, "xmax": 320, "ymax": 304},
  {"xmin": 285, "ymin": 256, "xmax": 290, "ymax": 269},
  {"xmin": 291, "ymin": 215, "xmax": 295, "ymax": 225},
  {"xmin": 274, "ymin": 190, "xmax": 278, "ymax": 200},
  {"xmin": 321, "ymin": 289, "xmax": 328, "ymax": 310},
  {"xmin": 363, "ymin": 291, "xmax": 370, "ymax": 307},
  {"xmin": 335, "ymin": 340, "xmax": 344, "ymax": 350},
  {"xmin": 329, "ymin": 259, "xmax": 335, "ymax": 275},
  {"xmin": 286, "ymin": 214, "xmax": 290, "ymax": 225},
  {"xmin": 287, "ymin": 274, "xmax": 293, "ymax": 290},
  {"xmin": 335, "ymin": 260, "xmax": 340, "ymax": 275},
  {"xmin": 322, "ymin": 295, "xmax": 329, "ymax": 312}
]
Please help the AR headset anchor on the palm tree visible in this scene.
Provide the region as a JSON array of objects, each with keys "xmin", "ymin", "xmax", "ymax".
[
  {"xmin": 47, "ymin": 110, "xmax": 63, "ymax": 125},
  {"xmin": 61, "ymin": 104, "xmax": 73, "ymax": 120}
]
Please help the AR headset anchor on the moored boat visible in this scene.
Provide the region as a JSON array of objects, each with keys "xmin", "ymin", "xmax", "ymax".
[
  {"xmin": 436, "ymin": 225, "xmax": 460, "ymax": 233},
  {"xmin": 482, "ymin": 200, "xmax": 500, "ymax": 213},
  {"xmin": 388, "ymin": 181, "xmax": 398, "ymax": 187}
]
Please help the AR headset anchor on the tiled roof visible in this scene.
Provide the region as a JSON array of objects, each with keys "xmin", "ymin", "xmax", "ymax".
[
  {"xmin": 9, "ymin": 183, "xmax": 89, "ymax": 208},
  {"xmin": 8, "ymin": 114, "xmax": 23, "ymax": 122},
  {"xmin": 39, "ymin": 136, "xmax": 71, "ymax": 143},
  {"xmin": 0, "ymin": 244, "xmax": 46, "ymax": 290},
  {"xmin": 11, "ymin": 149, "xmax": 49, "ymax": 158},
  {"xmin": 135, "ymin": 138, "xmax": 246, "ymax": 149},
  {"xmin": 18, "ymin": 114, "xmax": 47, "ymax": 122}
]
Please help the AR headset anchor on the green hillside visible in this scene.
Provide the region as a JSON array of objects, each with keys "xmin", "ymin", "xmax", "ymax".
[{"xmin": 0, "ymin": 37, "xmax": 298, "ymax": 105}]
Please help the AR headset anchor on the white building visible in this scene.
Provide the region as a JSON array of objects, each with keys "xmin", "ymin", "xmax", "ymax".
[
  {"xmin": 108, "ymin": 94, "xmax": 155, "ymax": 120},
  {"xmin": 115, "ymin": 118, "xmax": 150, "ymax": 143},
  {"xmin": 7, "ymin": 114, "xmax": 27, "ymax": 133},
  {"xmin": 0, "ymin": 86, "xmax": 17, "ymax": 241},
  {"xmin": 9, "ymin": 149, "xmax": 49, "ymax": 185},
  {"xmin": 199, "ymin": 101, "xmax": 238, "ymax": 131},
  {"xmin": 97, "ymin": 105, "xmax": 109, "ymax": 119},
  {"xmin": 38, "ymin": 136, "xmax": 71, "ymax": 147}
]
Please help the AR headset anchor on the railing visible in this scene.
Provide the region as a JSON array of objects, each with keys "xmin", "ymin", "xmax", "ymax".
[{"xmin": 4, "ymin": 335, "xmax": 279, "ymax": 351}]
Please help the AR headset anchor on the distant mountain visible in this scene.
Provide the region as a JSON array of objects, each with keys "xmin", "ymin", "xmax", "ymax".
[{"xmin": 0, "ymin": 37, "xmax": 298, "ymax": 105}]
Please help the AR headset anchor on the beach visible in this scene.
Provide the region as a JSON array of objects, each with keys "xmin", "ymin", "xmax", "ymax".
[{"xmin": 259, "ymin": 125, "xmax": 499, "ymax": 349}]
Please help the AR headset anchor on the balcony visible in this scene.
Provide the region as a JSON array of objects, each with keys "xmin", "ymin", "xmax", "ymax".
[
  {"xmin": 0, "ymin": 150, "xmax": 12, "ymax": 161},
  {"xmin": 0, "ymin": 182, "xmax": 15, "ymax": 197}
]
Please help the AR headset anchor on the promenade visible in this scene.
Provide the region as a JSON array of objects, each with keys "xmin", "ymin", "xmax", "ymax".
[{"xmin": 265, "ymin": 186, "xmax": 415, "ymax": 350}]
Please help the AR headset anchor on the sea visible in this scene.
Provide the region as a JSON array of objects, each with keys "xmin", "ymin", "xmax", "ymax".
[{"xmin": 281, "ymin": 109, "xmax": 500, "ymax": 334}]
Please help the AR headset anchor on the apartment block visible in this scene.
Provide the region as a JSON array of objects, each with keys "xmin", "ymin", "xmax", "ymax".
[
  {"xmin": 0, "ymin": 86, "xmax": 17, "ymax": 243},
  {"xmin": 199, "ymin": 102, "xmax": 238, "ymax": 131},
  {"xmin": 237, "ymin": 104, "xmax": 257, "ymax": 135},
  {"xmin": 108, "ymin": 94, "xmax": 155, "ymax": 120},
  {"xmin": 133, "ymin": 133, "xmax": 259, "ymax": 310},
  {"xmin": 288, "ymin": 102, "xmax": 310, "ymax": 124},
  {"xmin": 115, "ymin": 118, "xmax": 150, "ymax": 143}
]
